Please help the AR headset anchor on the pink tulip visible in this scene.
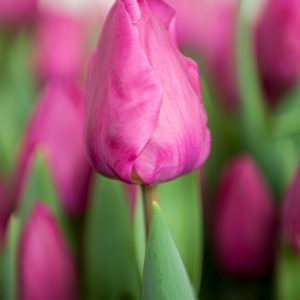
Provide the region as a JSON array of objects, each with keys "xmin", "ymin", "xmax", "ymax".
[
  {"xmin": 214, "ymin": 155, "xmax": 275, "ymax": 276},
  {"xmin": 165, "ymin": 0, "xmax": 239, "ymax": 107},
  {"xmin": 0, "ymin": 0, "xmax": 37, "ymax": 25},
  {"xmin": 13, "ymin": 82, "xmax": 92, "ymax": 216},
  {"xmin": 256, "ymin": 0, "xmax": 300, "ymax": 102},
  {"xmin": 282, "ymin": 166, "xmax": 300, "ymax": 254},
  {"xmin": 19, "ymin": 202, "xmax": 77, "ymax": 300},
  {"xmin": 85, "ymin": 0, "xmax": 211, "ymax": 185},
  {"xmin": 35, "ymin": 11, "xmax": 86, "ymax": 81}
]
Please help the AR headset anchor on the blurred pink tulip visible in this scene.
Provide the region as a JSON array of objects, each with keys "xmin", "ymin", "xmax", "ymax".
[
  {"xmin": 13, "ymin": 82, "xmax": 92, "ymax": 216},
  {"xmin": 19, "ymin": 202, "xmax": 77, "ymax": 300},
  {"xmin": 35, "ymin": 12, "xmax": 86, "ymax": 81},
  {"xmin": 214, "ymin": 155, "xmax": 275, "ymax": 276},
  {"xmin": 165, "ymin": 0, "xmax": 239, "ymax": 107},
  {"xmin": 0, "ymin": 0, "xmax": 37, "ymax": 25},
  {"xmin": 85, "ymin": 0, "xmax": 211, "ymax": 185},
  {"xmin": 282, "ymin": 166, "xmax": 300, "ymax": 254},
  {"xmin": 256, "ymin": 0, "xmax": 300, "ymax": 102}
]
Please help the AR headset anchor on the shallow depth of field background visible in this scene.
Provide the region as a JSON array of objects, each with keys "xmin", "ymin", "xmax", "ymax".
[{"xmin": 1, "ymin": 0, "xmax": 300, "ymax": 299}]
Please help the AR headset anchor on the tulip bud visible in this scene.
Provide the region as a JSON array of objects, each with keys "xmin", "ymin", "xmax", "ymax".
[
  {"xmin": 19, "ymin": 202, "xmax": 77, "ymax": 300},
  {"xmin": 35, "ymin": 11, "xmax": 86, "ymax": 81},
  {"xmin": 13, "ymin": 82, "xmax": 92, "ymax": 216},
  {"xmin": 0, "ymin": 0, "xmax": 37, "ymax": 25},
  {"xmin": 214, "ymin": 155, "xmax": 275, "ymax": 276},
  {"xmin": 282, "ymin": 166, "xmax": 300, "ymax": 254},
  {"xmin": 85, "ymin": 0, "xmax": 211, "ymax": 185},
  {"xmin": 256, "ymin": 0, "xmax": 300, "ymax": 102}
]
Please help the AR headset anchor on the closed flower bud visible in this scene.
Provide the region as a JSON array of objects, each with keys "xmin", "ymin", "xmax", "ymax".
[
  {"xmin": 19, "ymin": 202, "xmax": 77, "ymax": 300},
  {"xmin": 85, "ymin": 0, "xmax": 211, "ymax": 185},
  {"xmin": 214, "ymin": 155, "xmax": 275, "ymax": 276},
  {"xmin": 13, "ymin": 82, "xmax": 92, "ymax": 216},
  {"xmin": 256, "ymin": 0, "xmax": 300, "ymax": 101},
  {"xmin": 282, "ymin": 166, "xmax": 300, "ymax": 254},
  {"xmin": 0, "ymin": 0, "xmax": 37, "ymax": 25},
  {"xmin": 35, "ymin": 11, "xmax": 86, "ymax": 81}
]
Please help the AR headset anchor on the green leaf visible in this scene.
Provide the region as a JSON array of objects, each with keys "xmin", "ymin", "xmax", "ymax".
[
  {"xmin": 1, "ymin": 215, "xmax": 22, "ymax": 300},
  {"xmin": 0, "ymin": 31, "xmax": 37, "ymax": 175},
  {"xmin": 159, "ymin": 171, "xmax": 202, "ymax": 291},
  {"xmin": 134, "ymin": 173, "xmax": 203, "ymax": 291},
  {"xmin": 274, "ymin": 139, "xmax": 299, "ymax": 189},
  {"xmin": 272, "ymin": 84, "xmax": 300, "ymax": 138},
  {"xmin": 276, "ymin": 244, "xmax": 300, "ymax": 300},
  {"xmin": 18, "ymin": 150, "xmax": 73, "ymax": 249},
  {"xmin": 237, "ymin": 1, "xmax": 268, "ymax": 143},
  {"xmin": 142, "ymin": 202, "xmax": 196, "ymax": 300},
  {"xmin": 201, "ymin": 76, "xmax": 240, "ymax": 198},
  {"xmin": 83, "ymin": 176, "xmax": 140, "ymax": 300},
  {"xmin": 236, "ymin": 0, "xmax": 283, "ymax": 196}
]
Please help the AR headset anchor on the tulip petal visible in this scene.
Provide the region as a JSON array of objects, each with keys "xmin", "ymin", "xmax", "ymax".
[
  {"xmin": 147, "ymin": 0, "xmax": 175, "ymax": 28},
  {"xmin": 85, "ymin": 0, "xmax": 163, "ymax": 182},
  {"xmin": 19, "ymin": 203, "xmax": 76, "ymax": 300},
  {"xmin": 132, "ymin": 3, "xmax": 210, "ymax": 183},
  {"xmin": 85, "ymin": 0, "xmax": 210, "ymax": 184}
]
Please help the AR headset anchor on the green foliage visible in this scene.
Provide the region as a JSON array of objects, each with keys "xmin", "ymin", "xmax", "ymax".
[
  {"xmin": 159, "ymin": 171, "xmax": 202, "ymax": 291},
  {"xmin": 134, "ymin": 172, "xmax": 203, "ymax": 292},
  {"xmin": 83, "ymin": 176, "xmax": 140, "ymax": 300},
  {"xmin": 0, "ymin": 31, "xmax": 36, "ymax": 176},
  {"xmin": 1, "ymin": 216, "xmax": 22, "ymax": 300},
  {"xmin": 276, "ymin": 244, "xmax": 300, "ymax": 300},
  {"xmin": 17, "ymin": 150, "xmax": 74, "ymax": 249},
  {"xmin": 142, "ymin": 202, "xmax": 196, "ymax": 300}
]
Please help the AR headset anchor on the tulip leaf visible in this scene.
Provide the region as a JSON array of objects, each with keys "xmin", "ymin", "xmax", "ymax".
[
  {"xmin": 236, "ymin": 0, "xmax": 282, "ymax": 196},
  {"xmin": 83, "ymin": 175, "xmax": 140, "ymax": 300},
  {"xmin": 18, "ymin": 150, "xmax": 73, "ymax": 249},
  {"xmin": 159, "ymin": 171, "xmax": 203, "ymax": 291},
  {"xmin": 142, "ymin": 202, "xmax": 196, "ymax": 300},
  {"xmin": 0, "ymin": 31, "xmax": 36, "ymax": 175},
  {"xmin": 276, "ymin": 244, "xmax": 300, "ymax": 300},
  {"xmin": 271, "ymin": 83, "xmax": 300, "ymax": 155},
  {"xmin": 237, "ymin": 4, "xmax": 267, "ymax": 143},
  {"xmin": 1, "ymin": 215, "xmax": 22, "ymax": 300},
  {"xmin": 18, "ymin": 151, "xmax": 60, "ymax": 220},
  {"xmin": 134, "ymin": 172, "xmax": 203, "ymax": 291}
]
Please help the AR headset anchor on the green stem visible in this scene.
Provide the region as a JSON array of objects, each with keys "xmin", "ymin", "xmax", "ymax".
[{"xmin": 141, "ymin": 184, "xmax": 158, "ymax": 238}]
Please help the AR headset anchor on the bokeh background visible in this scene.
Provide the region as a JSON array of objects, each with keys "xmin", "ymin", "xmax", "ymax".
[{"xmin": 1, "ymin": 0, "xmax": 300, "ymax": 299}]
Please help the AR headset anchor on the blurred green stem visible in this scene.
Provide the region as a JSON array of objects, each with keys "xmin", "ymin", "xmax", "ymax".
[{"xmin": 142, "ymin": 184, "xmax": 158, "ymax": 238}]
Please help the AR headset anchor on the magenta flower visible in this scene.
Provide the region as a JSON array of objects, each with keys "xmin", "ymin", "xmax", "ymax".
[
  {"xmin": 0, "ymin": 0, "xmax": 37, "ymax": 25},
  {"xmin": 214, "ymin": 155, "xmax": 275, "ymax": 276},
  {"xmin": 85, "ymin": 0, "xmax": 211, "ymax": 185},
  {"xmin": 256, "ymin": 0, "xmax": 300, "ymax": 102},
  {"xmin": 282, "ymin": 166, "xmax": 300, "ymax": 254},
  {"xmin": 13, "ymin": 82, "xmax": 92, "ymax": 216},
  {"xmin": 35, "ymin": 11, "xmax": 86, "ymax": 81},
  {"xmin": 19, "ymin": 202, "xmax": 77, "ymax": 300}
]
